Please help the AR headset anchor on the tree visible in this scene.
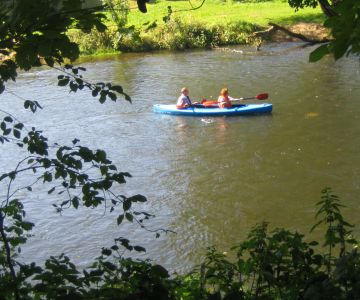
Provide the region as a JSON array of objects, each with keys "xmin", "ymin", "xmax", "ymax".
[
  {"xmin": 309, "ymin": 0, "xmax": 360, "ymax": 61},
  {"xmin": 288, "ymin": 0, "xmax": 340, "ymax": 17},
  {"xmin": 0, "ymin": 1, "xmax": 159, "ymax": 299},
  {"xmin": 1, "ymin": 0, "xmax": 359, "ymax": 298},
  {"xmin": 286, "ymin": 0, "xmax": 360, "ymax": 61}
]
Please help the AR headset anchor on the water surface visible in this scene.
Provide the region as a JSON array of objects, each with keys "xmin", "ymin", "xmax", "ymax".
[{"xmin": 1, "ymin": 43, "xmax": 360, "ymax": 273}]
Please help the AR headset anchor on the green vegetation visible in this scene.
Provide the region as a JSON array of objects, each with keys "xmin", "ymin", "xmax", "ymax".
[
  {"xmin": 1, "ymin": 0, "xmax": 360, "ymax": 299},
  {"xmin": 128, "ymin": 0, "xmax": 324, "ymax": 27},
  {"xmin": 68, "ymin": 0, "xmax": 325, "ymax": 54},
  {"xmin": 308, "ymin": 0, "xmax": 360, "ymax": 61}
]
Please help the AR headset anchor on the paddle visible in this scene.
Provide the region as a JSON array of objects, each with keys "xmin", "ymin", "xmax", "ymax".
[{"xmin": 201, "ymin": 93, "xmax": 268, "ymax": 107}]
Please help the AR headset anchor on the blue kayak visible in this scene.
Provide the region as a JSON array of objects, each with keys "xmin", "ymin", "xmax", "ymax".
[{"xmin": 153, "ymin": 103, "xmax": 272, "ymax": 117}]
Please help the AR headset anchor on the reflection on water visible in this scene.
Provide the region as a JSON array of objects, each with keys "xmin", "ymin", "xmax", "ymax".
[{"xmin": 1, "ymin": 43, "xmax": 360, "ymax": 273}]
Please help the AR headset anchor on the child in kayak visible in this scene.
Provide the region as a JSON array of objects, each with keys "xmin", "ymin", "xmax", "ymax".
[
  {"xmin": 176, "ymin": 87, "xmax": 192, "ymax": 108},
  {"xmin": 218, "ymin": 87, "xmax": 234, "ymax": 108},
  {"xmin": 176, "ymin": 87, "xmax": 192, "ymax": 109}
]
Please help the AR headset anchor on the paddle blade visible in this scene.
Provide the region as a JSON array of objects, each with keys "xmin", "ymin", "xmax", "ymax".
[{"xmin": 256, "ymin": 93, "xmax": 269, "ymax": 100}]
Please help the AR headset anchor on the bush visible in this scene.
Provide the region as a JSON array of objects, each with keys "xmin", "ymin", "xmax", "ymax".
[
  {"xmin": 67, "ymin": 18, "xmax": 263, "ymax": 53},
  {"xmin": 67, "ymin": 28, "xmax": 119, "ymax": 55},
  {"xmin": 3, "ymin": 188, "xmax": 360, "ymax": 299},
  {"xmin": 119, "ymin": 18, "xmax": 262, "ymax": 51}
]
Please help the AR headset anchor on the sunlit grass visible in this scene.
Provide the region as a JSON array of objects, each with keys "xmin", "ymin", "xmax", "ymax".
[{"xmin": 127, "ymin": 0, "xmax": 324, "ymax": 28}]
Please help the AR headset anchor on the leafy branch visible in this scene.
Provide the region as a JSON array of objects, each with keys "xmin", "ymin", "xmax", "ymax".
[{"xmin": 54, "ymin": 64, "xmax": 131, "ymax": 103}]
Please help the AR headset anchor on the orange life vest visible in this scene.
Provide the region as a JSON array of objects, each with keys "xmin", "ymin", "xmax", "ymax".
[{"xmin": 218, "ymin": 96, "xmax": 232, "ymax": 108}]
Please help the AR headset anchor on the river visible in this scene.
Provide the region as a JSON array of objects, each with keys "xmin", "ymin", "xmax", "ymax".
[{"xmin": 1, "ymin": 43, "xmax": 360, "ymax": 273}]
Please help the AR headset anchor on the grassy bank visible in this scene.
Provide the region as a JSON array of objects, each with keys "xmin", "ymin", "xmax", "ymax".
[
  {"xmin": 128, "ymin": 0, "xmax": 324, "ymax": 27},
  {"xmin": 68, "ymin": 0, "xmax": 325, "ymax": 55}
]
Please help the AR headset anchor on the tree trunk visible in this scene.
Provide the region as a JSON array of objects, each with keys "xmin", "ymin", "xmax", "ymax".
[{"xmin": 318, "ymin": 0, "xmax": 338, "ymax": 17}]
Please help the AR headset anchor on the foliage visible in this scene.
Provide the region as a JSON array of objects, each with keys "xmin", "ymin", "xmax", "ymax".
[
  {"xmin": 103, "ymin": 0, "xmax": 130, "ymax": 29},
  {"xmin": 0, "ymin": 1, "xmax": 159, "ymax": 299},
  {"xmin": 1, "ymin": 0, "xmax": 360, "ymax": 299},
  {"xmin": 67, "ymin": 27, "xmax": 119, "ymax": 55},
  {"xmin": 287, "ymin": 0, "xmax": 318, "ymax": 11},
  {"xmin": 174, "ymin": 188, "xmax": 360, "ymax": 300},
  {"xmin": 2, "ymin": 182, "xmax": 360, "ymax": 299},
  {"xmin": 127, "ymin": 0, "xmax": 324, "ymax": 28},
  {"xmin": 69, "ymin": 18, "xmax": 261, "ymax": 53},
  {"xmin": 309, "ymin": 0, "xmax": 360, "ymax": 61},
  {"xmin": 65, "ymin": 0, "xmax": 326, "ymax": 54},
  {"xmin": 284, "ymin": 0, "xmax": 360, "ymax": 61}
]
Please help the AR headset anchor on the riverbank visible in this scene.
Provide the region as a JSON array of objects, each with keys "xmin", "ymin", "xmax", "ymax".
[{"xmin": 68, "ymin": 0, "xmax": 328, "ymax": 55}]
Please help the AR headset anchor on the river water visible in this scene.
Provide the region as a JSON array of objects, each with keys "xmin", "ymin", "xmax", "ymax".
[{"xmin": 1, "ymin": 43, "xmax": 360, "ymax": 273}]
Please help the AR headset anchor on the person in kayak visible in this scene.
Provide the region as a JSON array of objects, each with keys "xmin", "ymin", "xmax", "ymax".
[
  {"xmin": 218, "ymin": 87, "xmax": 234, "ymax": 108},
  {"xmin": 176, "ymin": 87, "xmax": 192, "ymax": 109}
]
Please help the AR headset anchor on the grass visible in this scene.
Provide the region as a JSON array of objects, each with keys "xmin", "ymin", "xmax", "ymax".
[
  {"xmin": 127, "ymin": 0, "xmax": 325, "ymax": 29},
  {"xmin": 69, "ymin": 0, "xmax": 326, "ymax": 55}
]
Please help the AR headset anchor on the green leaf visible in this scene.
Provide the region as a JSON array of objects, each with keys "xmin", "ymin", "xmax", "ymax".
[
  {"xmin": 100, "ymin": 165, "xmax": 108, "ymax": 175},
  {"xmin": 34, "ymin": 101, "xmax": 42, "ymax": 110},
  {"xmin": 110, "ymin": 85, "xmax": 123, "ymax": 93},
  {"xmin": 14, "ymin": 123, "xmax": 24, "ymax": 130},
  {"xmin": 96, "ymin": 150, "xmax": 106, "ymax": 162},
  {"xmin": 22, "ymin": 221, "xmax": 34, "ymax": 231},
  {"xmin": 128, "ymin": 194, "xmax": 147, "ymax": 203},
  {"xmin": 125, "ymin": 212, "xmax": 133, "ymax": 222},
  {"xmin": 133, "ymin": 245, "xmax": 146, "ymax": 252},
  {"xmin": 124, "ymin": 93, "xmax": 132, "ymax": 102},
  {"xmin": 108, "ymin": 92, "xmax": 117, "ymax": 101},
  {"xmin": 102, "ymin": 261, "xmax": 116, "ymax": 271},
  {"xmin": 123, "ymin": 199, "xmax": 131, "ymax": 211},
  {"xmin": 99, "ymin": 91, "xmax": 106, "ymax": 104},
  {"xmin": 151, "ymin": 265, "xmax": 169, "ymax": 278},
  {"xmin": 101, "ymin": 248, "xmax": 112, "ymax": 256},
  {"xmin": 38, "ymin": 40, "xmax": 53, "ymax": 57},
  {"xmin": 24, "ymin": 100, "xmax": 30, "ymax": 109},
  {"xmin": 43, "ymin": 172, "xmax": 52, "ymax": 182},
  {"xmin": 58, "ymin": 78, "xmax": 70, "ymax": 86},
  {"xmin": 0, "ymin": 81, "xmax": 5, "ymax": 94},
  {"xmin": 92, "ymin": 89, "xmax": 99, "ymax": 97},
  {"xmin": 72, "ymin": 197, "xmax": 79, "ymax": 209},
  {"xmin": 3, "ymin": 128, "xmax": 11, "ymax": 135},
  {"xmin": 79, "ymin": 147, "xmax": 94, "ymax": 162},
  {"xmin": 13, "ymin": 129, "xmax": 21, "ymax": 139},
  {"xmin": 309, "ymin": 44, "xmax": 330, "ymax": 62},
  {"xmin": 69, "ymin": 81, "xmax": 78, "ymax": 92},
  {"xmin": 117, "ymin": 214, "xmax": 124, "ymax": 225},
  {"xmin": 16, "ymin": 45, "xmax": 39, "ymax": 70},
  {"xmin": 48, "ymin": 187, "xmax": 55, "ymax": 194}
]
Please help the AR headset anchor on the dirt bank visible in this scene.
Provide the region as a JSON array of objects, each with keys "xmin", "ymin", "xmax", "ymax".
[{"xmin": 271, "ymin": 22, "xmax": 330, "ymax": 42}]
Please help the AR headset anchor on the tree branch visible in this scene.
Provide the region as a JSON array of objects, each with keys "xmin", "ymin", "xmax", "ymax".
[
  {"xmin": 0, "ymin": 210, "xmax": 20, "ymax": 300},
  {"xmin": 173, "ymin": 0, "xmax": 207, "ymax": 13},
  {"xmin": 270, "ymin": 22, "xmax": 330, "ymax": 43},
  {"xmin": 318, "ymin": 0, "xmax": 338, "ymax": 17}
]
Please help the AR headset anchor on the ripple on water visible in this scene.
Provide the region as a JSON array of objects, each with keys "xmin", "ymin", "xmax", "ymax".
[{"xmin": 1, "ymin": 44, "xmax": 360, "ymax": 272}]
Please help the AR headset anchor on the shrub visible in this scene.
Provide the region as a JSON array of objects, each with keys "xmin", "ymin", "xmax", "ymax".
[{"xmin": 67, "ymin": 18, "xmax": 263, "ymax": 53}]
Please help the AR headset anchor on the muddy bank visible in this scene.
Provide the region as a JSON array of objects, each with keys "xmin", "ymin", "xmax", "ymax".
[{"xmin": 270, "ymin": 22, "xmax": 330, "ymax": 42}]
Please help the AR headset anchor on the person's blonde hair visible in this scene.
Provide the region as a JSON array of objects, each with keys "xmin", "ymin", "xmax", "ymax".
[
  {"xmin": 181, "ymin": 87, "xmax": 188, "ymax": 93},
  {"xmin": 220, "ymin": 87, "xmax": 229, "ymax": 96}
]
